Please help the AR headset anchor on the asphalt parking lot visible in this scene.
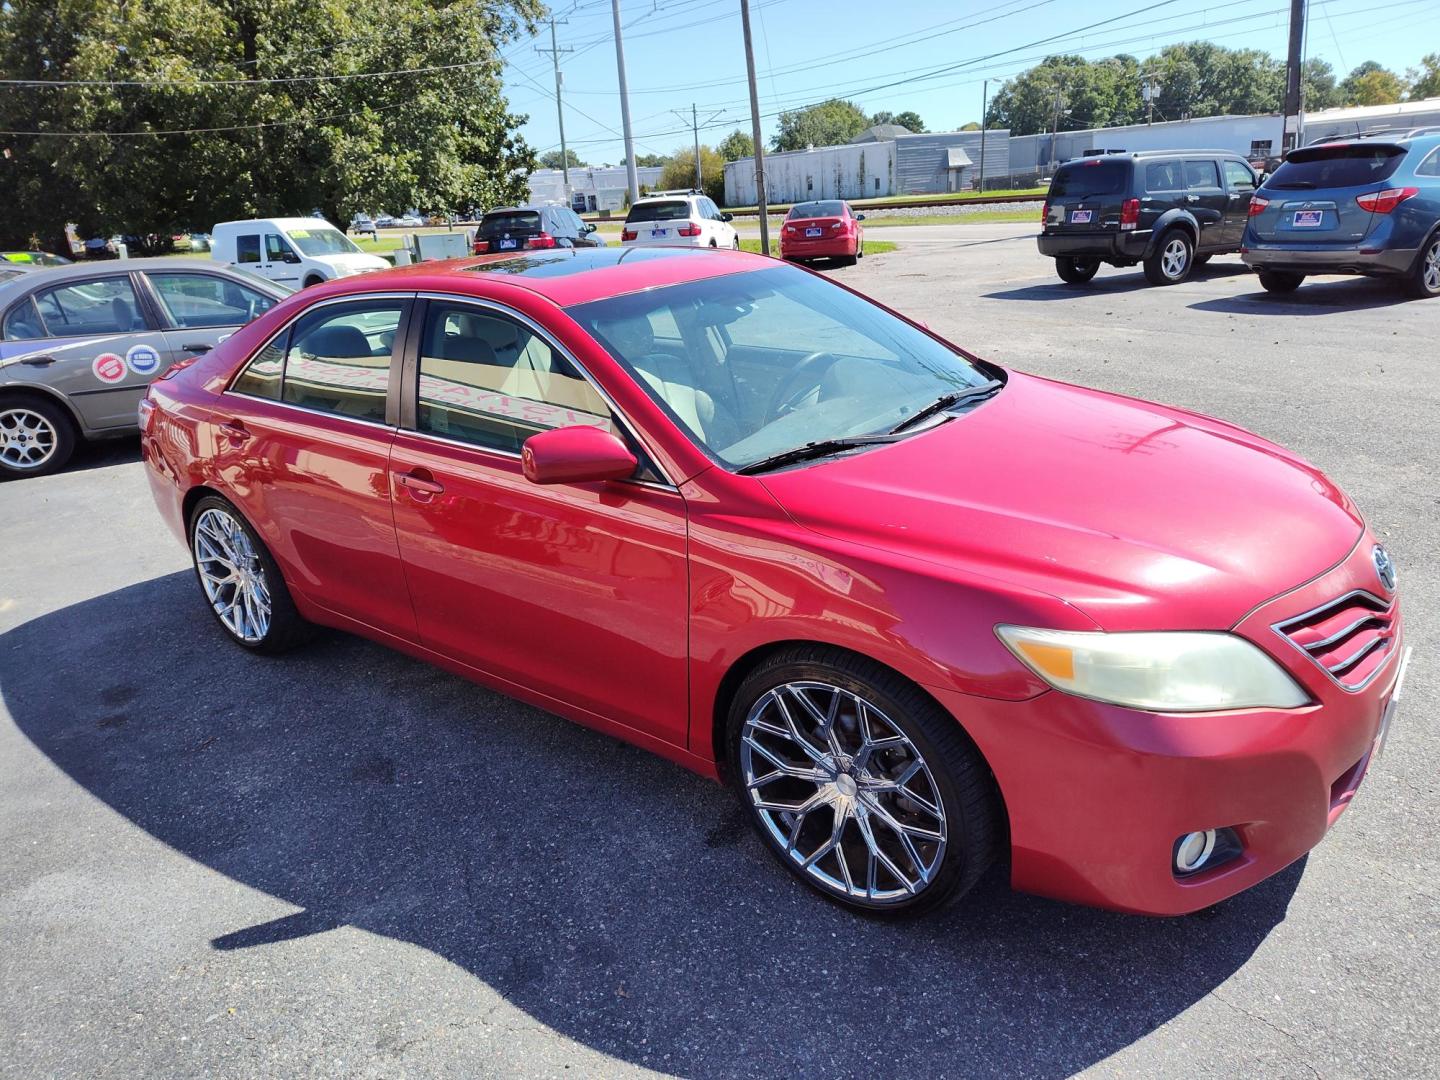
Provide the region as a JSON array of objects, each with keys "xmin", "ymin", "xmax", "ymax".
[{"xmin": 2, "ymin": 226, "xmax": 1436, "ymax": 1079}]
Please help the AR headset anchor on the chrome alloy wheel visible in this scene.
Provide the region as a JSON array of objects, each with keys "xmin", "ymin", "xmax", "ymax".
[
  {"xmin": 0, "ymin": 407, "xmax": 58, "ymax": 471},
  {"xmin": 1161, "ymin": 237, "xmax": 1190, "ymax": 280},
  {"xmin": 1423, "ymin": 239, "xmax": 1440, "ymax": 294},
  {"xmin": 192, "ymin": 507, "xmax": 272, "ymax": 643},
  {"xmin": 740, "ymin": 681, "xmax": 947, "ymax": 904}
]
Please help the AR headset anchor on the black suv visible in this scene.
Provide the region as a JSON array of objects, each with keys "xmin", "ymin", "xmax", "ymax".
[
  {"xmin": 473, "ymin": 205, "xmax": 604, "ymax": 254},
  {"xmin": 1037, "ymin": 150, "xmax": 1260, "ymax": 285}
]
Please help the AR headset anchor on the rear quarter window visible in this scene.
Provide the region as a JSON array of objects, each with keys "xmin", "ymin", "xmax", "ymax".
[
  {"xmin": 1267, "ymin": 145, "xmax": 1405, "ymax": 188},
  {"xmin": 1049, "ymin": 161, "xmax": 1128, "ymax": 198}
]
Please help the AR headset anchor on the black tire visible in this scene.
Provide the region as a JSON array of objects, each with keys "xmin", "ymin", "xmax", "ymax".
[
  {"xmin": 856, "ymin": 240, "xmax": 864, "ymax": 260},
  {"xmin": 302, "ymin": 274, "xmax": 325, "ymax": 288},
  {"xmin": 1055, "ymin": 256, "xmax": 1100, "ymax": 284},
  {"xmin": 188, "ymin": 495, "xmax": 313, "ymax": 655},
  {"xmin": 1402, "ymin": 233, "xmax": 1440, "ymax": 299},
  {"xmin": 1143, "ymin": 228, "xmax": 1194, "ymax": 285},
  {"xmin": 1257, "ymin": 270, "xmax": 1305, "ymax": 294},
  {"xmin": 0, "ymin": 394, "xmax": 77, "ymax": 480},
  {"xmin": 726, "ymin": 645, "xmax": 1001, "ymax": 916}
]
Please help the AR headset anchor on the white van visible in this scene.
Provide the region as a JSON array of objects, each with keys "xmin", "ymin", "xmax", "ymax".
[{"xmin": 211, "ymin": 217, "xmax": 389, "ymax": 288}]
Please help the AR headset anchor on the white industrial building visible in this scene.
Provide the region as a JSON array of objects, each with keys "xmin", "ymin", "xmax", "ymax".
[
  {"xmin": 526, "ymin": 165, "xmax": 666, "ymax": 212},
  {"xmin": 723, "ymin": 128, "xmax": 1011, "ymax": 205}
]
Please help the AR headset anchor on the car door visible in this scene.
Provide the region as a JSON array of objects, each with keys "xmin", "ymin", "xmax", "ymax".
[
  {"xmin": 141, "ymin": 269, "xmax": 284, "ymax": 367},
  {"xmin": 1183, "ymin": 159, "xmax": 1228, "ymax": 252},
  {"xmin": 386, "ymin": 296, "xmax": 691, "ymax": 747},
  {"xmin": 0, "ymin": 271, "xmax": 172, "ymax": 431},
  {"xmin": 261, "ymin": 232, "xmax": 304, "ymax": 288},
  {"xmin": 217, "ymin": 294, "xmax": 417, "ymax": 636},
  {"xmin": 1220, "ymin": 159, "xmax": 1258, "ymax": 246}
]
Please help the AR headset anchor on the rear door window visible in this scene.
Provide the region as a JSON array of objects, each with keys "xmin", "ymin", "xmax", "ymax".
[
  {"xmin": 277, "ymin": 301, "xmax": 404, "ymax": 423},
  {"xmin": 1049, "ymin": 161, "xmax": 1127, "ymax": 198},
  {"xmin": 1144, "ymin": 161, "xmax": 1184, "ymax": 193},
  {"xmin": 1267, "ymin": 145, "xmax": 1406, "ymax": 188},
  {"xmin": 236, "ymin": 235, "xmax": 261, "ymax": 263},
  {"xmin": 32, "ymin": 276, "xmax": 145, "ymax": 336}
]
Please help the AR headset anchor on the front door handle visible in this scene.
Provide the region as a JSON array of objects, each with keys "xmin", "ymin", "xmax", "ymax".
[
  {"xmin": 181, "ymin": 343, "xmax": 213, "ymax": 354},
  {"xmin": 398, "ymin": 470, "xmax": 445, "ymax": 501},
  {"xmin": 1184, "ymin": 194, "xmax": 1199, "ymax": 203},
  {"xmin": 20, "ymin": 355, "xmax": 55, "ymax": 366},
  {"xmin": 219, "ymin": 418, "xmax": 251, "ymax": 446}
]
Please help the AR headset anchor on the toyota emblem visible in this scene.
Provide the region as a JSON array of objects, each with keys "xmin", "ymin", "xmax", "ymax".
[{"xmin": 1373, "ymin": 544, "xmax": 1397, "ymax": 592}]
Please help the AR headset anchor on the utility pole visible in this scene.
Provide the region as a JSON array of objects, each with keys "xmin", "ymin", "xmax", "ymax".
[
  {"xmin": 740, "ymin": 0, "xmax": 769, "ymax": 255},
  {"xmin": 1049, "ymin": 83, "xmax": 1065, "ymax": 172},
  {"xmin": 1281, "ymin": 0, "xmax": 1306, "ymax": 153},
  {"xmin": 978, "ymin": 79, "xmax": 988, "ymax": 193},
  {"xmin": 611, "ymin": 0, "xmax": 639, "ymax": 203},
  {"xmin": 536, "ymin": 16, "xmax": 573, "ymax": 204},
  {"xmin": 672, "ymin": 104, "xmax": 725, "ymax": 192}
]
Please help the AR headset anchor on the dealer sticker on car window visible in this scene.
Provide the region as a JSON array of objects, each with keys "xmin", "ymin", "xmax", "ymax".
[
  {"xmin": 1292, "ymin": 210, "xmax": 1323, "ymax": 227},
  {"xmin": 1070, "ymin": 209, "xmax": 1093, "ymax": 224}
]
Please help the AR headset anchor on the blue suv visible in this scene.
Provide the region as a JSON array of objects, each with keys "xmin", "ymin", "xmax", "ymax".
[{"xmin": 1242, "ymin": 134, "xmax": 1440, "ymax": 298}]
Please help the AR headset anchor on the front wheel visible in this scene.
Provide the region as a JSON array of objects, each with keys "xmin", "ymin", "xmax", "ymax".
[
  {"xmin": 1403, "ymin": 235, "xmax": 1440, "ymax": 299},
  {"xmin": 189, "ymin": 496, "xmax": 312, "ymax": 654},
  {"xmin": 1144, "ymin": 229, "xmax": 1194, "ymax": 285},
  {"xmin": 0, "ymin": 396, "xmax": 76, "ymax": 479},
  {"xmin": 1257, "ymin": 270, "xmax": 1305, "ymax": 294},
  {"xmin": 727, "ymin": 646, "xmax": 1000, "ymax": 915},
  {"xmin": 1055, "ymin": 256, "xmax": 1100, "ymax": 284}
]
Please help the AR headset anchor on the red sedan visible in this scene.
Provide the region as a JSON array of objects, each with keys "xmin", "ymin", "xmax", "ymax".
[
  {"xmin": 140, "ymin": 247, "xmax": 1405, "ymax": 916},
  {"xmin": 780, "ymin": 200, "xmax": 865, "ymax": 265}
]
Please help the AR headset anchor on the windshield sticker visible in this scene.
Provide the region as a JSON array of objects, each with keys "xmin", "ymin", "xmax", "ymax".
[
  {"xmin": 92, "ymin": 352, "xmax": 127, "ymax": 383},
  {"xmin": 289, "ymin": 230, "xmax": 310, "ymax": 238},
  {"xmin": 126, "ymin": 343, "xmax": 161, "ymax": 375}
]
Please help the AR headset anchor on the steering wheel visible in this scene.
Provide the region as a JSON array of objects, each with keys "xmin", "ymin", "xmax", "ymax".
[{"xmin": 765, "ymin": 351, "xmax": 843, "ymax": 424}]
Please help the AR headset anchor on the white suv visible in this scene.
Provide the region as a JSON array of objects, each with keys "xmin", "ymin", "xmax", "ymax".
[{"xmin": 620, "ymin": 193, "xmax": 739, "ymax": 249}]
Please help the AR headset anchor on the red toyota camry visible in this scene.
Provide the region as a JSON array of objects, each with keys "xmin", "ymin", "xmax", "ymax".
[
  {"xmin": 140, "ymin": 247, "xmax": 1406, "ymax": 917},
  {"xmin": 780, "ymin": 200, "xmax": 864, "ymax": 265}
]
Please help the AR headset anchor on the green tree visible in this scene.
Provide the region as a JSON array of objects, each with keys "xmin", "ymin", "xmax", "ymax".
[
  {"xmin": 987, "ymin": 55, "xmax": 1143, "ymax": 136},
  {"xmin": 625, "ymin": 152, "xmax": 668, "ymax": 168},
  {"xmin": 716, "ymin": 128, "xmax": 754, "ymax": 161},
  {"xmin": 959, "ymin": 121, "xmax": 981, "ymax": 131},
  {"xmin": 1340, "ymin": 61, "xmax": 1406, "ymax": 106},
  {"xmin": 1150, "ymin": 43, "xmax": 1284, "ymax": 120},
  {"xmin": 1302, "ymin": 57, "xmax": 1342, "ymax": 110},
  {"xmin": 772, "ymin": 98, "xmax": 869, "ymax": 151},
  {"xmin": 658, "ymin": 144, "xmax": 725, "ymax": 204},
  {"xmin": 539, "ymin": 148, "xmax": 585, "ymax": 170},
  {"xmin": 868, "ymin": 109, "xmax": 926, "ymax": 133},
  {"xmin": 0, "ymin": 0, "xmax": 540, "ymax": 249},
  {"xmin": 1409, "ymin": 53, "xmax": 1440, "ymax": 99}
]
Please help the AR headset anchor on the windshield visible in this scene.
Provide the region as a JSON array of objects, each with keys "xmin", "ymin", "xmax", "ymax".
[
  {"xmin": 788, "ymin": 201, "xmax": 844, "ymax": 219},
  {"xmin": 626, "ymin": 200, "xmax": 691, "ymax": 223},
  {"xmin": 1049, "ymin": 160, "xmax": 1127, "ymax": 197},
  {"xmin": 1266, "ymin": 144, "xmax": 1405, "ymax": 188},
  {"xmin": 568, "ymin": 265, "xmax": 994, "ymax": 470},
  {"xmin": 284, "ymin": 227, "xmax": 360, "ymax": 256}
]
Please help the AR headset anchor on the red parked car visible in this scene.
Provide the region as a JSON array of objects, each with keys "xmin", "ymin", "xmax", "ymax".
[
  {"xmin": 140, "ymin": 247, "xmax": 1406, "ymax": 917},
  {"xmin": 780, "ymin": 200, "xmax": 865, "ymax": 265}
]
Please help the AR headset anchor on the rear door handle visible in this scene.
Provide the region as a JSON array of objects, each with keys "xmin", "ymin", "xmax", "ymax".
[
  {"xmin": 20, "ymin": 355, "xmax": 55, "ymax": 366},
  {"xmin": 181, "ymin": 343, "xmax": 213, "ymax": 354},
  {"xmin": 398, "ymin": 470, "xmax": 445, "ymax": 500},
  {"xmin": 219, "ymin": 418, "xmax": 251, "ymax": 445}
]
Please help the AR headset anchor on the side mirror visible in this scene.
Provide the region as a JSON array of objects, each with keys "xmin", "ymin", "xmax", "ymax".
[
  {"xmin": 521, "ymin": 426, "xmax": 637, "ymax": 485},
  {"xmin": 585, "ymin": 222, "xmax": 597, "ymax": 233},
  {"xmin": 721, "ymin": 212, "xmax": 733, "ymax": 222},
  {"xmin": 283, "ymin": 251, "xmax": 302, "ymax": 264},
  {"xmin": 855, "ymin": 213, "xmax": 866, "ymax": 221}
]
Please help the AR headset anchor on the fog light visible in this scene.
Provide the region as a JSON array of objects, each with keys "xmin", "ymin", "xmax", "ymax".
[{"xmin": 1174, "ymin": 830, "xmax": 1217, "ymax": 874}]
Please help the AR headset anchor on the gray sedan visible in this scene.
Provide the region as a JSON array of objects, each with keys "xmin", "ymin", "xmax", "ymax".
[{"xmin": 0, "ymin": 259, "xmax": 289, "ymax": 478}]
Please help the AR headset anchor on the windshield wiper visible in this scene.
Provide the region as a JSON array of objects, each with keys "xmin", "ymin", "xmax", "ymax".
[
  {"xmin": 736, "ymin": 434, "xmax": 899, "ymax": 476},
  {"xmin": 888, "ymin": 379, "xmax": 1003, "ymax": 435}
]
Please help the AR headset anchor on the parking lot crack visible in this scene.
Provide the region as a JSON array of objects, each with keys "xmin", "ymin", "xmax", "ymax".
[{"xmin": 1210, "ymin": 992, "xmax": 1322, "ymax": 1079}]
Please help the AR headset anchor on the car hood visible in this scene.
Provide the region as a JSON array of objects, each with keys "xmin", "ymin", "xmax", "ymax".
[
  {"xmin": 757, "ymin": 372, "xmax": 1363, "ymax": 631},
  {"xmin": 313, "ymin": 252, "xmax": 390, "ymax": 272}
]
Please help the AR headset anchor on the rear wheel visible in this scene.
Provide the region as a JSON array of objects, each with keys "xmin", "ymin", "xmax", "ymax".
[
  {"xmin": 189, "ymin": 496, "xmax": 312, "ymax": 654},
  {"xmin": 1144, "ymin": 229, "xmax": 1194, "ymax": 285},
  {"xmin": 1402, "ymin": 234, "xmax": 1440, "ymax": 299},
  {"xmin": 1055, "ymin": 256, "xmax": 1100, "ymax": 284},
  {"xmin": 0, "ymin": 396, "xmax": 76, "ymax": 480},
  {"xmin": 1257, "ymin": 270, "xmax": 1305, "ymax": 294},
  {"xmin": 727, "ymin": 646, "xmax": 1000, "ymax": 916}
]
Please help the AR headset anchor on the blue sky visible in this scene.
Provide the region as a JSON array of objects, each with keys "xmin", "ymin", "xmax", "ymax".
[{"xmin": 498, "ymin": 0, "xmax": 1438, "ymax": 165}]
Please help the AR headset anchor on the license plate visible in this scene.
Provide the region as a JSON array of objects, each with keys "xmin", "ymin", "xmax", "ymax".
[
  {"xmin": 650, "ymin": 228, "xmax": 668, "ymax": 238},
  {"xmin": 1070, "ymin": 209, "xmax": 1093, "ymax": 224},
  {"xmin": 498, "ymin": 237, "xmax": 518, "ymax": 250},
  {"xmin": 1292, "ymin": 210, "xmax": 1323, "ymax": 227},
  {"xmin": 805, "ymin": 227, "xmax": 822, "ymax": 237}
]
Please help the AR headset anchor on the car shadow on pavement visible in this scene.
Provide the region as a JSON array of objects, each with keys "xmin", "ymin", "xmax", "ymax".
[
  {"xmin": 3, "ymin": 572, "xmax": 1303, "ymax": 1079},
  {"xmin": 1189, "ymin": 277, "xmax": 1412, "ymax": 315},
  {"xmin": 985, "ymin": 262, "xmax": 1250, "ymax": 302}
]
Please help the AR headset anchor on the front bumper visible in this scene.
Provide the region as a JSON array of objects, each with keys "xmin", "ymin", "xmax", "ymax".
[
  {"xmin": 1037, "ymin": 229, "xmax": 1150, "ymax": 262},
  {"xmin": 1242, "ymin": 241, "xmax": 1418, "ymax": 277},
  {"xmin": 937, "ymin": 535, "xmax": 1405, "ymax": 916}
]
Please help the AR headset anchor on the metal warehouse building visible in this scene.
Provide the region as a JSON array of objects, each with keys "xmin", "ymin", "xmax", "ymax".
[
  {"xmin": 723, "ymin": 127, "xmax": 1011, "ymax": 205},
  {"xmin": 526, "ymin": 165, "xmax": 665, "ymax": 212}
]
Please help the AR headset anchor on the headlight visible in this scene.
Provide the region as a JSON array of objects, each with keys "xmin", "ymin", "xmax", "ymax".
[{"xmin": 996, "ymin": 626, "xmax": 1309, "ymax": 712}]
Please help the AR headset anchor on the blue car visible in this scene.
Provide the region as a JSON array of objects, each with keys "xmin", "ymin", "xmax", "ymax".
[{"xmin": 1242, "ymin": 134, "xmax": 1440, "ymax": 298}]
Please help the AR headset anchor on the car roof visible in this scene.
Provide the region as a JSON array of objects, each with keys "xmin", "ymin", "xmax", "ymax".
[
  {"xmin": 1064, "ymin": 149, "xmax": 1242, "ymax": 164},
  {"xmin": 306, "ymin": 246, "xmax": 765, "ymax": 307},
  {"xmin": 0, "ymin": 259, "xmax": 288, "ymax": 302},
  {"xmin": 213, "ymin": 217, "xmax": 340, "ymax": 230}
]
